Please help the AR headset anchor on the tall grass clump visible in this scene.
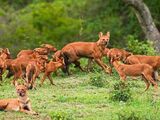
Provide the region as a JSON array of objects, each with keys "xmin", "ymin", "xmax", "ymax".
[
  {"xmin": 49, "ymin": 111, "xmax": 74, "ymax": 120},
  {"xmin": 110, "ymin": 81, "xmax": 132, "ymax": 102},
  {"xmin": 89, "ymin": 72, "xmax": 108, "ymax": 87}
]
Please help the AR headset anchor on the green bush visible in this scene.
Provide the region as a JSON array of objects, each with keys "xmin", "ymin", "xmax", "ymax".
[
  {"xmin": 126, "ymin": 35, "xmax": 156, "ymax": 55},
  {"xmin": 49, "ymin": 111, "xmax": 74, "ymax": 120},
  {"xmin": 89, "ymin": 73, "xmax": 107, "ymax": 87},
  {"xmin": 117, "ymin": 111, "xmax": 140, "ymax": 120},
  {"xmin": 110, "ymin": 81, "xmax": 132, "ymax": 102},
  {"xmin": 117, "ymin": 109, "xmax": 160, "ymax": 120}
]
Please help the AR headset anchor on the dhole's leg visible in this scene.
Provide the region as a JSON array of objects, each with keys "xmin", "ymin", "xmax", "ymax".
[
  {"xmin": 40, "ymin": 73, "xmax": 47, "ymax": 86},
  {"xmin": 55, "ymin": 70, "xmax": 59, "ymax": 76},
  {"xmin": 73, "ymin": 61, "xmax": 84, "ymax": 72},
  {"xmin": 104, "ymin": 64, "xmax": 112, "ymax": 75},
  {"xmin": 86, "ymin": 59, "xmax": 93, "ymax": 72},
  {"xmin": 47, "ymin": 72, "xmax": 55, "ymax": 85},
  {"xmin": 26, "ymin": 103, "xmax": 38, "ymax": 115},
  {"xmin": 6, "ymin": 69, "xmax": 14, "ymax": 78},
  {"xmin": 30, "ymin": 73, "xmax": 37, "ymax": 89},
  {"xmin": 62, "ymin": 52, "xmax": 74, "ymax": 75},
  {"xmin": 120, "ymin": 74, "xmax": 126, "ymax": 82},
  {"xmin": 154, "ymin": 71, "xmax": 159, "ymax": 81},
  {"xmin": 20, "ymin": 108, "xmax": 38, "ymax": 115},
  {"xmin": 95, "ymin": 58, "xmax": 110, "ymax": 74},
  {"xmin": 12, "ymin": 71, "xmax": 22, "ymax": 85},
  {"xmin": 143, "ymin": 74, "xmax": 158, "ymax": 91},
  {"xmin": 61, "ymin": 62, "xmax": 70, "ymax": 75},
  {"xmin": 65, "ymin": 64, "xmax": 71, "ymax": 75},
  {"xmin": 142, "ymin": 76, "xmax": 150, "ymax": 91},
  {"xmin": 25, "ymin": 69, "xmax": 30, "ymax": 87}
]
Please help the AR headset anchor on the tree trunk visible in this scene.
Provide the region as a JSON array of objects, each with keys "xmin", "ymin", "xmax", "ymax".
[{"xmin": 123, "ymin": 0, "xmax": 160, "ymax": 52}]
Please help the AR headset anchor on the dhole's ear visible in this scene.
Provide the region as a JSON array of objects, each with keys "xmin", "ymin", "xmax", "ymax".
[
  {"xmin": 15, "ymin": 81, "xmax": 20, "ymax": 87},
  {"xmin": 0, "ymin": 48, "xmax": 3, "ymax": 52},
  {"xmin": 106, "ymin": 32, "xmax": 110, "ymax": 37},
  {"xmin": 40, "ymin": 44, "xmax": 45, "ymax": 47},
  {"xmin": 6, "ymin": 48, "xmax": 10, "ymax": 54},
  {"xmin": 128, "ymin": 52, "xmax": 133, "ymax": 56},
  {"xmin": 99, "ymin": 32, "xmax": 103, "ymax": 38}
]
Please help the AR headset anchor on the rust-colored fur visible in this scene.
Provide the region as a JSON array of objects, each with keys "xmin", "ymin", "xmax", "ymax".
[
  {"xmin": 126, "ymin": 55, "xmax": 160, "ymax": 80},
  {"xmin": 107, "ymin": 48, "xmax": 132, "ymax": 62},
  {"xmin": 17, "ymin": 44, "xmax": 57, "ymax": 57},
  {"xmin": 26, "ymin": 60, "xmax": 44, "ymax": 89},
  {"xmin": 9, "ymin": 54, "xmax": 47, "ymax": 86},
  {"xmin": 86, "ymin": 48, "xmax": 110, "ymax": 71},
  {"xmin": 0, "ymin": 84, "xmax": 37, "ymax": 115},
  {"xmin": 126, "ymin": 55, "xmax": 160, "ymax": 70},
  {"xmin": 52, "ymin": 50, "xmax": 61, "ymax": 62},
  {"xmin": 0, "ymin": 48, "xmax": 11, "ymax": 82},
  {"xmin": 40, "ymin": 59, "xmax": 64, "ymax": 86},
  {"xmin": 112, "ymin": 59, "xmax": 158, "ymax": 91},
  {"xmin": 61, "ymin": 32, "xmax": 111, "ymax": 75}
]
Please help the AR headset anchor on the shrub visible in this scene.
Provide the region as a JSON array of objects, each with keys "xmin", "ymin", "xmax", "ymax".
[
  {"xmin": 126, "ymin": 35, "xmax": 156, "ymax": 55},
  {"xmin": 89, "ymin": 73, "xmax": 107, "ymax": 87},
  {"xmin": 117, "ymin": 111, "xmax": 141, "ymax": 120},
  {"xmin": 117, "ymin": 110, "xmax": 160, "ymax": 120},
  {"xmin": 110, "ymin": 81, "xmax": 132, "ymax": 102},
  {"xmin": 49, "ymin": 111, "xmax": 74, "ymax": 120}
]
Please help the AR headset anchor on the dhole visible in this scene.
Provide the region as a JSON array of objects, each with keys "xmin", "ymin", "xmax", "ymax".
[
  {"xmin": 40, "ymin": 59, "xmax": 64, "ymax": 86},
  {"xmin": 126, "ymin": 55, "xmax": 160, "ymax": 80},
  {"xmin": 111, "ymin": 57, "xmax": 158, "ymax": 92},
  {"xmin": 0, "ymin": 83, "xmax": 38, "ymax": 115},
  {"xmin": 61, "ymin": 32, "xmax": 111, "ymax": 75}
]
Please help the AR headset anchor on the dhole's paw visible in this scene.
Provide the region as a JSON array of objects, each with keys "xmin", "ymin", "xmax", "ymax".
[{"xmin": 32, "ymin": 111, "xmax": 39, "ymax": 115}]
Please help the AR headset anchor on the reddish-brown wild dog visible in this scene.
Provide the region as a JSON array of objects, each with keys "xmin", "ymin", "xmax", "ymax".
[
  {"xmin": 126, "ymin": 55, "xmax": 160, "ymax": 80},
  {"xmin": 0, "ymin": 83, "xmax": 38, "ymax": 115},
  {"xmin": 111, "ymin": 57, "xmax": 158, "ymax": 92},
  {"xmin": 25, "ymin": 60, "xmax": 44, "ymax": 89},
  {"xmin": 107, "ymin": 48, "xmax": 132, "ymax": 62},
  {"xmin": 61, "ymin": 32, "xmax": 111, "ymax": 75},
  {"xmin": 40, "ymin": 58, "xmax": 64, "ymax": 86}
]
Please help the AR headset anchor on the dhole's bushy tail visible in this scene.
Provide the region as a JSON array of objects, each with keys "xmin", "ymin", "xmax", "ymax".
[{"xmin": 0, "ymin": 103, "xmax": 9, "ymax": 110}]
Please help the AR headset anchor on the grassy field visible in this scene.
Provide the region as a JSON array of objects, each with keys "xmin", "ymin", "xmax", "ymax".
[{"xmin": 0, "ymin": 66, "xmax": 160, "ymax": 120}]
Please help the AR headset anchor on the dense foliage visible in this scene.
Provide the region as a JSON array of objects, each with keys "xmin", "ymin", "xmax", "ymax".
[{"xmin": 0, "ymin": 0, "xmax": 159, "ymax": 56}]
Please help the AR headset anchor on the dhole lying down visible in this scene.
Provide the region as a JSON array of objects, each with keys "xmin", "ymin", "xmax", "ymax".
[
  {"xmin": 0, "ymin": 83, "xmax": 38, "ymax": 115},
  {"xmin": 111, "ymin": 57, "xmax": 158, "ymax": 92},
  {"xmin": 61, "ymin": 32, "xmax": 111, "ymax": 75}
]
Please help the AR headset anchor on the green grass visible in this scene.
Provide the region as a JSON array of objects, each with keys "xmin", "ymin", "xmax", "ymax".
[{"xmin": 0, "ymin": 68, "xmax": 160, "ymax": 120}]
